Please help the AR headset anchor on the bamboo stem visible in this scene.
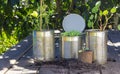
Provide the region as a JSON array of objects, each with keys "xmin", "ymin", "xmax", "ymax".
[{"xmin": 40, "ymin": 0, "xmax": 43, "ymax": 31}]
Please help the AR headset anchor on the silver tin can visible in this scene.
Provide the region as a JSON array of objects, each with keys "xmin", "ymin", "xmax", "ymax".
[
  {"xmin": 86, "ymin": 29, "xmax": 107, "ymax": 64},
  {"xmin": 61, "ymin": 36, "xmax": 81, "ymax": 59},
  {"xmin": 33, "ymin": 30, "xmax": 54, "ymax": 61}
]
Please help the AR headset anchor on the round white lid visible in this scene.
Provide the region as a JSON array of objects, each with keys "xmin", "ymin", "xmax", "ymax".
[{"xmin": 62, "ymin": 14, "xmax": 85, "ymax": 32}]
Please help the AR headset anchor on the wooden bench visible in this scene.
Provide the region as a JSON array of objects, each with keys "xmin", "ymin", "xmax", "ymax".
[
  {"xmin": 0, "ymin": 31, "xmax": 120, "ymax": 74},
  {"xmin": 0, "ymin": 35, "xmax": 34, "ymax": 74}
]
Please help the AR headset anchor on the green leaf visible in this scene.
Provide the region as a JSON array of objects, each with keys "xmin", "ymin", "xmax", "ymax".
[
  {"xmin": 87, "ymin": 20, "xmax": 93, "ymax": 28},
  {"xmin": 31, "ymin": 11, "xmax": 38, "ymax": 18},
  {"xmin": 99, "ymin": 10, "xmax": 103, "ymax": 16},
  {"xmin": 92, "ymin": 7, "xmax": 98, "ymax": 13},
  {"xmin": 95, "ymin": 1, "xmax": 101, "ymax": 8},
  {"xmin": 61, "ymin": 32, "xmax": 69, "ymax": 36},
  {"xmin": 103, "ymin": 10, "xmax": 108, "ymax": 15},
  {"xmin": 30, "ymin": 0, "xmax": 35, "ymax": 3},
  {"xmin": 89, "ymin": 15, "xmax": 94, "ymax": 20},
  {"xmin": 95, "ymin": 14, "xmax": 97, "ymax": 20},
  {"xmin": 61, "ymin": 31, "xmax": 81, "ymax": 36},
  {"xmin": 110, "ymin": 7, "xmax": 117, "ymax": 13}
]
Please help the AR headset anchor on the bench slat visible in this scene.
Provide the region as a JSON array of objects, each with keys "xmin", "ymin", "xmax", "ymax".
[{"xmin": 0, "ymin": 35, "xmax": 32, "ymax": 74}]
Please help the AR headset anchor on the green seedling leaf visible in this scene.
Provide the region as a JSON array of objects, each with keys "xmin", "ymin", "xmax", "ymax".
[
  {"xmin": 89, "ymin": 15, "xmax": 94, "ymax": 20},
  {"xmin": 103, "ymin": 10, "xmax": 108, "ymax": 15},
  {"xmin": 95, "ymin": 14, "xmax": 97, "ymax": 19},
  {"xmin": 61, "ymin": 31, "xmax": 81, "ymax": 36},
  {"xmin": 99, "ymin": 10, "xmax": 103, "ymax": 16},
  {"xmin": 92, "ymin": 7, "xmax": 98, "ymax": 13},
  {"xmin": 61, "ymin": 32, "xmax": 69, "ymax": 36},
  {"xmin": 110, "ymin": 7, "xmax": 117, "ymax": 13},
  {"xmin": 95, "ymin": 1, "xmax": 101, "ymax": 8},
  {"xmin": 88, "ymin": 20, "xmax": 93, "ymax": 28}
]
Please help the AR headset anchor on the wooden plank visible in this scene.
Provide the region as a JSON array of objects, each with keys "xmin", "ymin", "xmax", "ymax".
[
  {"xmin": 4, "ymin": 34, "xmax": 61, "ymax": 74},
  {"xmin": 5, "ymin": 48, "xmax": 39, "ymax": 74},
  {"xmin": 0, "ymin": 35, "xmax": 32, "ymax": 74},
  {"xmin": 0, "ymin": 34, "xmax": 61, "ymax": 74}
]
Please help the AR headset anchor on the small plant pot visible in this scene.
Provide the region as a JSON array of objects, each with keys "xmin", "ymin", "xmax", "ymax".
[
  {"xmin": 79, "ymin": 50, "xmax": 93, "ymax": 64},
  {"xmin": 33, "ymin": 30, "xmax": 54, "ymax": 62},
  {"xmin": 61, "ymin": 36, "xmax": 82, "ymax": 59}
]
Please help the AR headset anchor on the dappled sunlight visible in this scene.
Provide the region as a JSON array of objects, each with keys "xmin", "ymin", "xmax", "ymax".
[
  {"xmin": 23, "ymin": 39, "xmax": 28, "ymax": 42},
  {"xmin": 10, "ymin": 48, "xmax": 17, "ymax": 51},
  {"xmin": 4, "ymin": 56, "xmax": 9, "ymax": 59},
  {"xmin": 0, "ymin": 0, "xmax": 120, "ymax": 73},
  {"xmin": 0, "ymin": 56, "xmax": 9, "ymax": 59},
  {"xmin": 22, "ymin": 70, "xmax": 38, "ymax": 74},
  {"xmin": 10, "ymin": 59, "xmax": 16, "ymax": 64},
  {"xmin": 0, "ymin": 56, "xmax": 3, "ymax": 59},
  {"xmin": 28, "ymin": 59, "xmax": 34, "ymax": 64},
  {"xmin": 112, "ymin": 42, "xmax": 120, "ymax": 47},
  {"xmin": 107, "ymin": 40, "xmax": 120, "ymax": 47},
  {"xmin": 17, "ymin": 45, "xmax": 21, "ymax": 48},
  {"xmin": 0, "ymin": 35, "xmax": 32, "ymax": 73},
  {"xmin": 107, "ymin": 40, "xmax": 120, "ymax": 62}
]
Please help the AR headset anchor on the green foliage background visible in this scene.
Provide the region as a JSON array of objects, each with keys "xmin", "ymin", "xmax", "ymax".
[{"xmin": 0, "ymin": 0, "xmax": 120, "ymax": 54}]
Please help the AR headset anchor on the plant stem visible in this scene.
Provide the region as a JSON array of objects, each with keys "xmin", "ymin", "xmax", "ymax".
[
  {"xmin": 103, "ymin": 14, "xmax": 113, "ymax": 30},
  {"xmin": 40, "ymin": 0, "xmax": 43, "ymax": 31},
  {"xmin": 69, "ymin": 0, "xmax": 74, "ymax": 12},
  {"xmin": 103, "ymin": 16, "xmax": 108, "ymax": 30},
  {"xmin": 55, "ymin": 0, "xmax": 62, "ymax": 29},
  {"xmin": 99, "ymin": 17, "xmax": 103, "ymax": 31}
]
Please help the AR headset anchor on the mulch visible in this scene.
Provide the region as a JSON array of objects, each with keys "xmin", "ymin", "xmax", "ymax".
[{"xmin": 35, "ymin": 59, "xmax": 105, "ymax": 74}]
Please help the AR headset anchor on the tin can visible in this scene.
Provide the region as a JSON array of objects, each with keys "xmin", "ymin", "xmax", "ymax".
[
  {"xmin": 33, "ymin": 30, "xmax": 54, "ymax": 61},
  {"xmin": 61, "ymin": 36, "xmax": 82, "ymax": 59},
  {"xmin": 86, "ymin": 29, "xmax": 107, "ymax": 64}
]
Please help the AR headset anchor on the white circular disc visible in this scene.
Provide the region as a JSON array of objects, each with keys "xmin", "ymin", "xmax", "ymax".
[{"xmin": 62, "ymin": 14, "xmax": 85, "ymax": 32}]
